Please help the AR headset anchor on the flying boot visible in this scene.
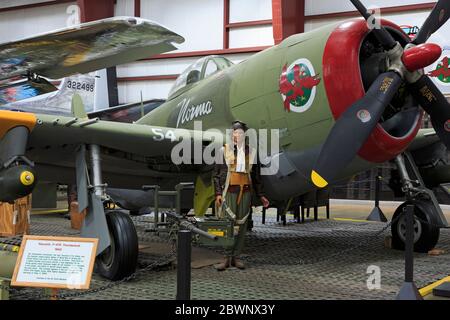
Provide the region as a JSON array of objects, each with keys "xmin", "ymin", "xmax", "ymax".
[
  {"xmin": 214, "ymin": 256, "xmax": 230, "ymax": 271},
  {"xmin": 231, "ymin": 256, "xmax": 245, "ymax": 269}
]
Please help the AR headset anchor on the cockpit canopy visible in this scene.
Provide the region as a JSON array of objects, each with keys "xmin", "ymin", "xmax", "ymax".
[{"xmin": 168, "ymin": 55, "xmax": 234, "ymax": 98}]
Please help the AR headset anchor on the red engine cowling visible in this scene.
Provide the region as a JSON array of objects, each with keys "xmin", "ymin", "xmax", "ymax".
[{"xmin": 322, "ymin": 18, "xmax": 424, "ymax": 163}]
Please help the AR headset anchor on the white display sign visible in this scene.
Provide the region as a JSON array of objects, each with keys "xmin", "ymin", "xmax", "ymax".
[{"xmin": 11, "ymin": 235, "xmax": 98, "ymax": 290}]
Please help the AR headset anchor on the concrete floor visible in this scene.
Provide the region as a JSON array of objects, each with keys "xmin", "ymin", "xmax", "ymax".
[
  {"xmin": 328, "ymin": 199, "xmax": 450, "ymax": 221},
  {"xmin": 2, "ymin": 199, "xmax": 450, "ymax": 300}
]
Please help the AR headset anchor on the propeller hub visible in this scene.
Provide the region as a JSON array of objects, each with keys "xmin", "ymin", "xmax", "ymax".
[{"xmin": 401, "ymin": 43, "xmax": 442, "ymax": 72}]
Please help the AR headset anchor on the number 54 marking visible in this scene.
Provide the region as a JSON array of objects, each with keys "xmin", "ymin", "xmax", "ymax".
[{"xmin": 152, "ymin": 129, "xmax": 177, "ymax": 142}]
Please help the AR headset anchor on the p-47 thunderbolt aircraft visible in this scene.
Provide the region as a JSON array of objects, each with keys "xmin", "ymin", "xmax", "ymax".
[{"xmin": 1, "ymin": 1, "xmax": 450, "ymax": 280}]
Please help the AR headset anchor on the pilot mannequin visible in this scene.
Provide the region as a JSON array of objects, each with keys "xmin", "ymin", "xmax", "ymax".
[{"xmin": 213, "ymin": 120, "xmax": 269, "ymax": 270}]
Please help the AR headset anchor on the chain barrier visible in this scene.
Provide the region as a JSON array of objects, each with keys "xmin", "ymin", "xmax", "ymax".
[
  {"xmin": 206, "ymin": 211, "xmax": 405, "ymax": 267},
  {"xmin": 1, "ymin": 248, "xmax": 177, "ymax": 300},
  {"xmin": 291, "ymin": 215, "xmax": 398, "ymax": 266}
]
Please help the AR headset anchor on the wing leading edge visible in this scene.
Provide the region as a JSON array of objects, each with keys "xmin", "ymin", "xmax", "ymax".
[
  {"xmin": 0, "ymin": 17, "xmax": 184, "ymax": 81},
  {"xmin": 27, "ymin": 112, "xmax": 223, "ymax": 159}
]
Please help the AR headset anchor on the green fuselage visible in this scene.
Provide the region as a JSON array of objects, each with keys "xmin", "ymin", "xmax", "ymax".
[
  {"xmin": 140, "ymin": 24, "xmax": 335, "ymax": 150},
  {"xmin": 27, "ymin": 20, "xmax": 389, "ymax": 203},
  {"xmin": 138, "ymin": 22, "xmax": 374, "ymax": 200}
]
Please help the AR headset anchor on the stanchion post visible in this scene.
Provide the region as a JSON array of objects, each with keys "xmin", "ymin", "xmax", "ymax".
[
  {"xmin": 154, "ymin": 185, "xmax": 160, "ymax": 225},
  {"xmin": 375, "ymin": 175, "xmax": 380, "ymax": 208},
  {"xmin": 396, "ymin": 204, "xmax": 423, "ymax": 300},
  {"xmin": 176, "ymin": 230, "xmax": 191, "ymax": 300},
  {"xmin": 367, "ymin": 171, "xmax": 387, "ymax": 222}
]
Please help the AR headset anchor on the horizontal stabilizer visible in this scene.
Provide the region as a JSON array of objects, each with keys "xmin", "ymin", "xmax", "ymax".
[
  {"xmin": 89, "ymin": 99, "xmax": 165, "ymax": 123},
  {"xmin": 2, "ymin": 74, "xmax": 96, "ymax": 115},
  {"xmin": 0, "ymin": 78, "xmax": 57, "ymax": 105}
]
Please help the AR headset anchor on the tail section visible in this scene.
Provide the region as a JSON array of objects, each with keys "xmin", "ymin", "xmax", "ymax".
[
  {"xmin": 1, "ymin": 73, "xmax": 96, "ymax": 115},
  {"xmin": 0, "ymin": 77, "xmax": 57, "ymax": 106}
]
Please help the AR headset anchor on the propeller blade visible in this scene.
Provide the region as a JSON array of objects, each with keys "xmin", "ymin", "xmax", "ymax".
[
  {"xmin": 350, "ymin": 0, "xmax": 397, "ymax": 50},
  {"xmin": 413, "ymin": 0, "xmax": 450, "ymax": 45},
  {"xmin": 311, "ymin": 72, "xmax": 402, "ymax": 188},
  {"xmin": 407, "ymin": 75, "xmax": 450, "ymax": 148}
]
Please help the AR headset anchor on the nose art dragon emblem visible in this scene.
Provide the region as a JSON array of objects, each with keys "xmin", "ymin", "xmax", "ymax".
[{"xmin": 279, "ymin": 58, "xmax": 321, "ymax": 113}]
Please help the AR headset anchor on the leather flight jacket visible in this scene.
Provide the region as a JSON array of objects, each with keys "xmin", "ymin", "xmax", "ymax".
[{"xmin": 213, "ymin": 144, "xmax": 265, "ymax": 199}]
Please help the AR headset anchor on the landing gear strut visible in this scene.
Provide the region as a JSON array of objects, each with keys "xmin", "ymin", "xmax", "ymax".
[{"xmin": 76, "ymin": 144, "xmax": 139, "ymax": 280}]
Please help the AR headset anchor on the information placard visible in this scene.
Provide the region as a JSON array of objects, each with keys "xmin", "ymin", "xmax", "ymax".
[{"xmin": 11, "ymin": 235, "xmax": 98, "ymax": 290}]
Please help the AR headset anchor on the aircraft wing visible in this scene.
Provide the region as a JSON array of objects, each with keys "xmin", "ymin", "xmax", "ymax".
[
  {"xmin": 0, "ymin": 17, "xmax": 184, "ymax": 81},
  {"xmin": 26, "ymin": 112, "xmax": 222, "ymax": 159}
]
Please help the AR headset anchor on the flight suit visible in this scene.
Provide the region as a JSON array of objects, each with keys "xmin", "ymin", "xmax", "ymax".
[{"xmin": 213, "ymin": 143, "xmax": 265, "ymax": 259}]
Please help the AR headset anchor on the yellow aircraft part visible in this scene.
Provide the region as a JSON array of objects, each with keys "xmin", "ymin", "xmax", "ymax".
[
  {"xmin": 193, "ymin": 175, "xmax": 215, "ymax": 217},
  {"xmin": 20, "ymin": 171, "xmax": 35, "ymax": 186},
  {"xmin": 0, "ymin": 110, "xmax": 36, "ymax": 139},
  {"xmin": 311, "ymin": 170, "xmax": 328, "ymax": 188}
]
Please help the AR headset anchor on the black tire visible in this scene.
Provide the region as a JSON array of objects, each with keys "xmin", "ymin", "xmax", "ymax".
[
  {"xmin": 96, "ymin": 211, "xmax": 139, "ymax": 280},
  {"xmin": 391, "ymin": 201, "xmax": 440, "ymax": 253}
]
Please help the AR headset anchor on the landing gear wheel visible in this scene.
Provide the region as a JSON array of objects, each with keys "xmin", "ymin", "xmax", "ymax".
[
  {"xmin": 391, "ymin": 201, "xmax": 440, "ymax": 253},
  {"xmin": 96, "ymin": 211, "xmax": 139, "ymax": 280}
]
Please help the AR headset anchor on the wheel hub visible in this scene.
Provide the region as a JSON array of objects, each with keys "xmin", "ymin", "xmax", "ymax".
[
  {"xmin": 99, "ymin": 230, "xmax": 115, "ymax": 267},
  {"xmin": 397, "ymin": 214, "xmax": 422, "ymax": 244}
]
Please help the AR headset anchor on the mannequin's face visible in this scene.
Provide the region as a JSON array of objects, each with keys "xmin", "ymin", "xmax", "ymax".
[{"xmin": 232, "ymin": 129, "xmax": 245, "ymax": 145}]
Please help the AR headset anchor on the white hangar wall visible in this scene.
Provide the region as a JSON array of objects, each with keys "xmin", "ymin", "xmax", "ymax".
[
  {"xmin": 114, "ymin": 0, "xmax": 135, "ymax": 17},
  {"xmin": 228, "ymin": 0, "xmax": 273, "ymax": 47},
  {"xmin": 0, "ymin": 0, "xmax": 58, "ymax": 10},
  {"xmin": 0, "ymin": 0, "xmax": 445, "ymax": 103},
  {"xmin": 0, "ymin": 2, "xmax": 76, "ymax": 43},
  {"xmin": 229, "ymin": 0, "xmax": 272, "ymax": 23},
  {"xmin": 140, "ymin": 0, "xmax": 224, "ymax": 52},
  {"xmin": 305, "ymin": 0, "xmax": 437, "ymax": 16},
  {"xmin": 0, "ymin": 0, "xmax": 274, "ymax": 104},
  {"xmin": 115, "ymin": 0, "xmax": 274, "ymax": 104}
]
